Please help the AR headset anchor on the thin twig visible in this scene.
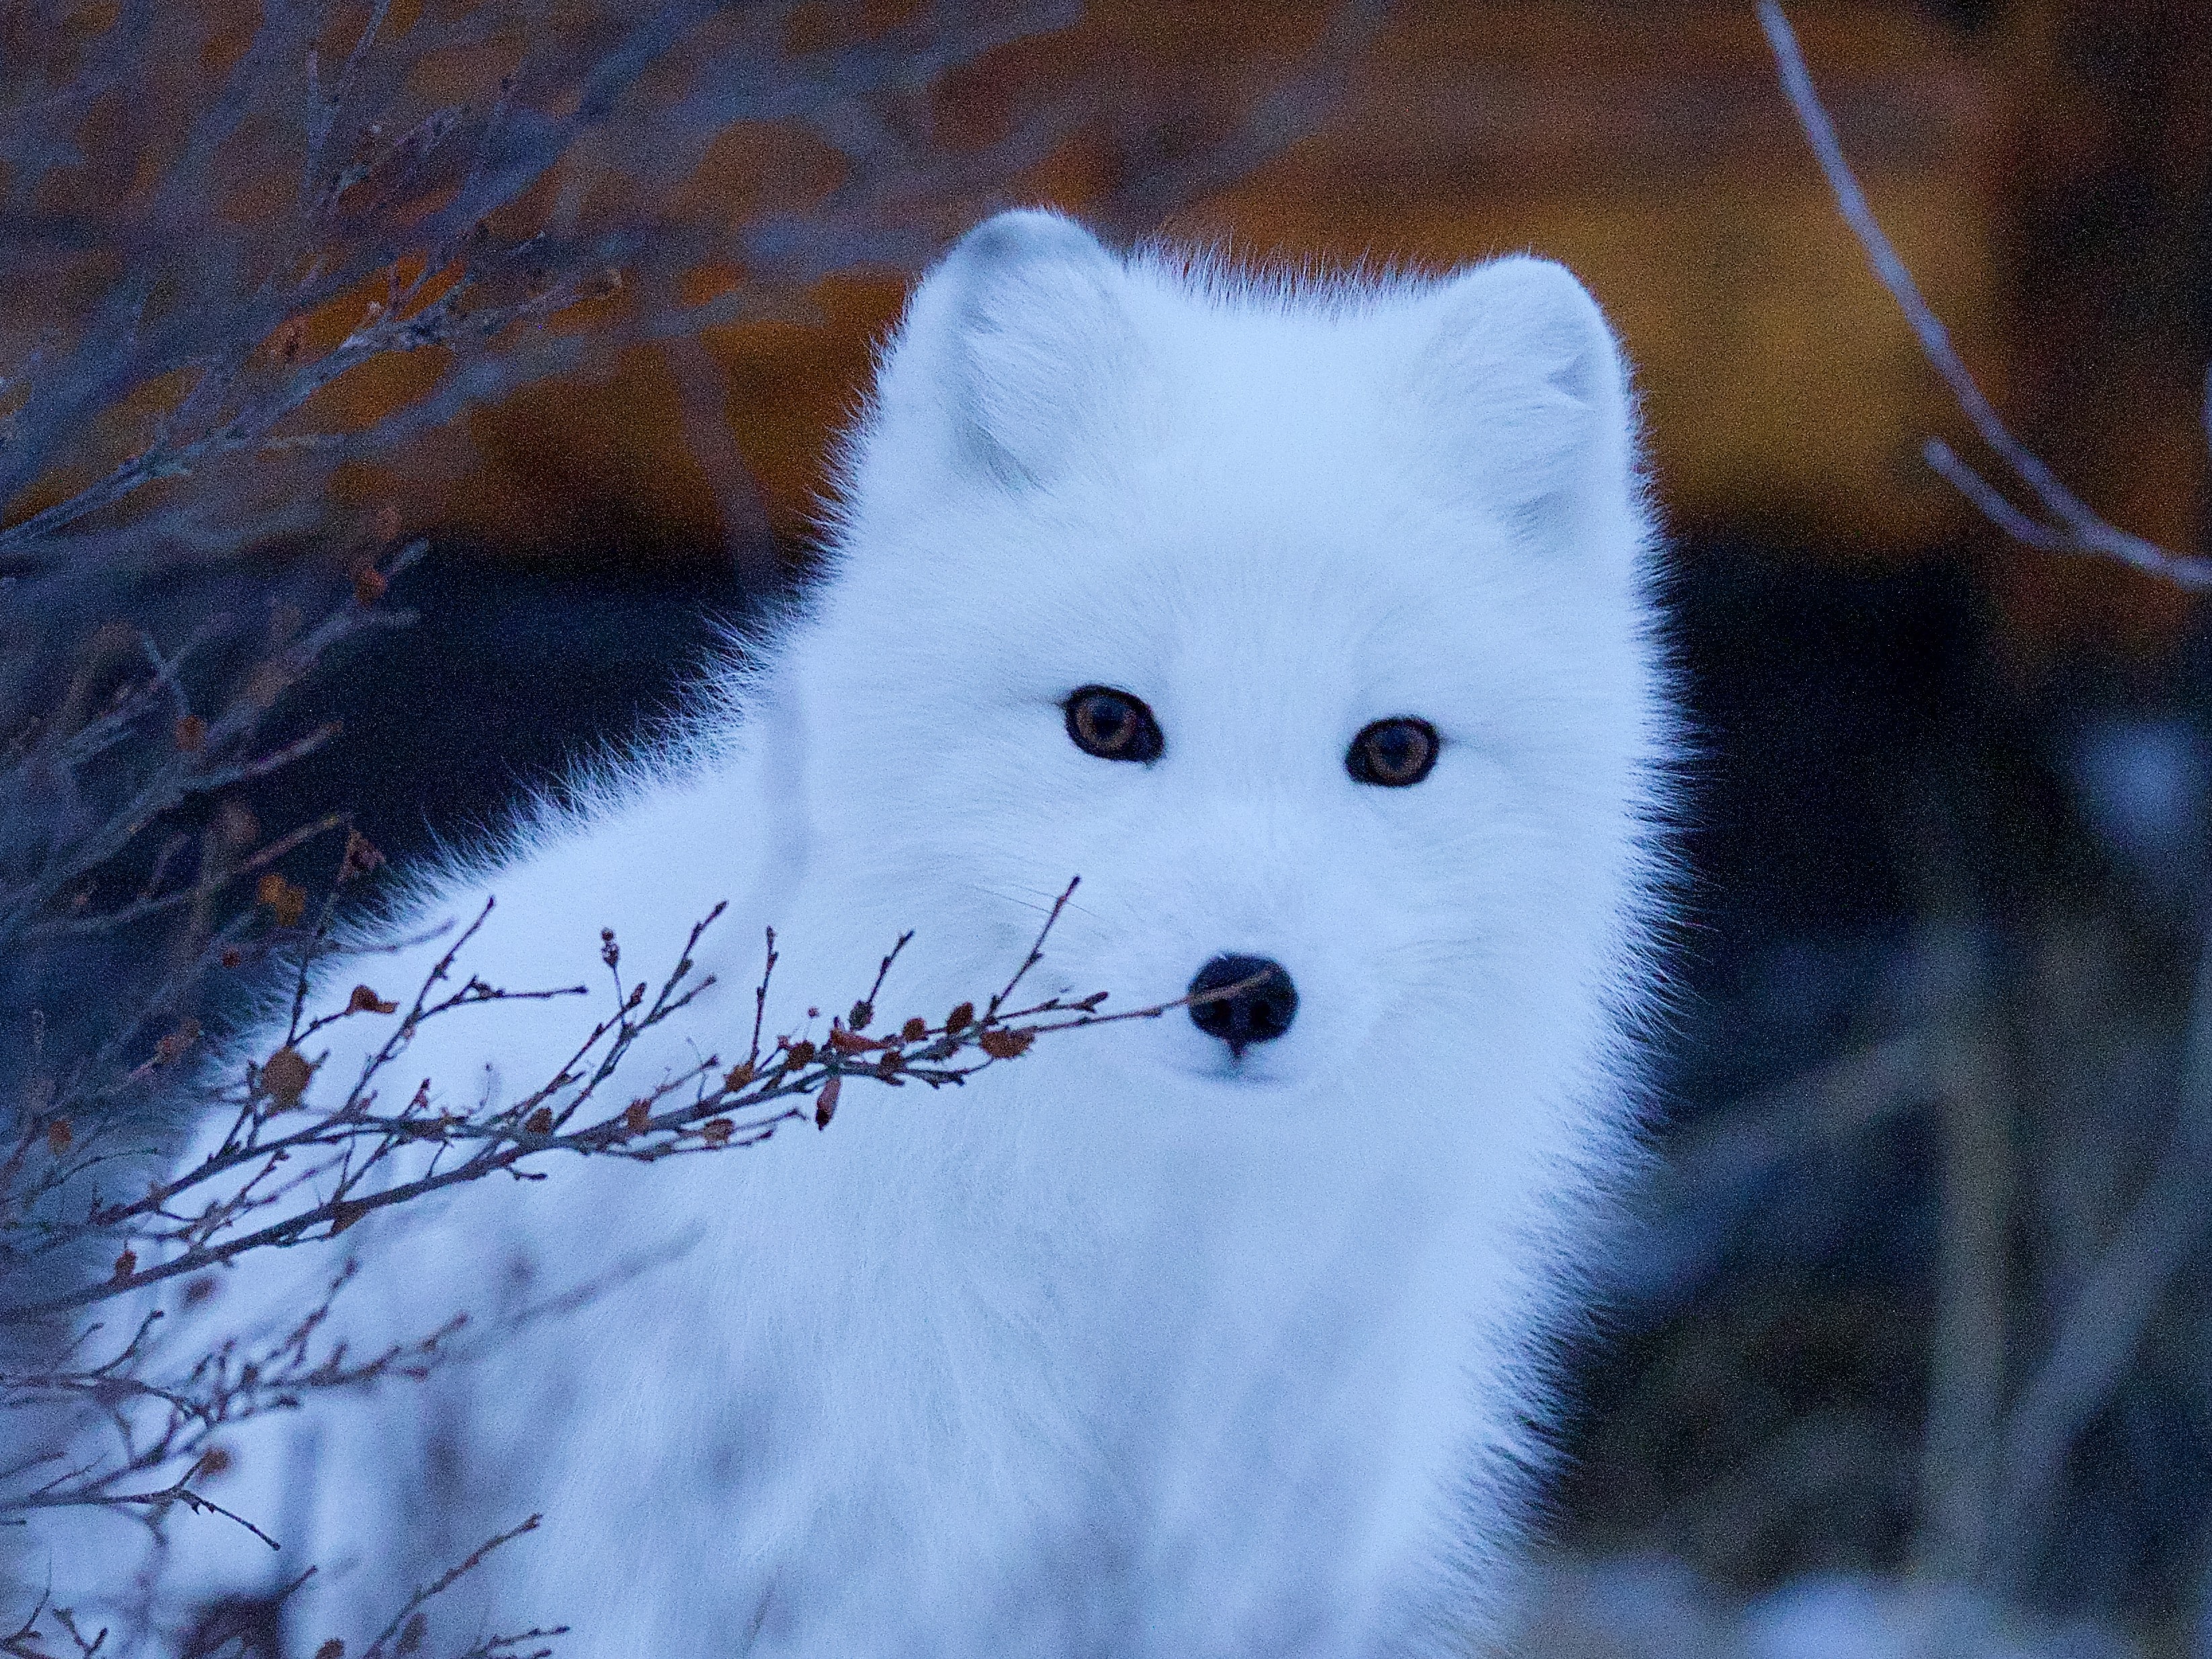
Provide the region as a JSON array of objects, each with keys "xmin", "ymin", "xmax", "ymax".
[{"xmin": 1759, "ymin": 0, "xmax": 2212, "ymax": 589}]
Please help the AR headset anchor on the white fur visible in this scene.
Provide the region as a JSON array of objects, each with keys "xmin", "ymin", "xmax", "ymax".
[{"xmin": 40, "ymin": 210, "xmax": 1675, "ymax": 1656}]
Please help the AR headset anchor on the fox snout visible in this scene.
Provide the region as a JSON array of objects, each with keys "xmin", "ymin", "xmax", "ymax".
[{"xmin": 1187, "ymin": 954, "xmax": 1298, "ymax": 1056}]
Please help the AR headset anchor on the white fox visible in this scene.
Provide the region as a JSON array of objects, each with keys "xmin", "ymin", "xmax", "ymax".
[{"xmin": 44, "ymin": 209, "xmax": 1674, "ymax": 1657}]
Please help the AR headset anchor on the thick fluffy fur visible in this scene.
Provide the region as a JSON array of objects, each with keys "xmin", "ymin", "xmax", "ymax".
[{"xmin": 46, "ymin": 212, "xmax": 1674, "ymax": 1656}]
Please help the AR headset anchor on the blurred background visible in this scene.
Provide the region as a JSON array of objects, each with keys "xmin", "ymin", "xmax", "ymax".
[{"xmin": 4, "ymin": 0, "xmax": 2211, "ymax": 1653}]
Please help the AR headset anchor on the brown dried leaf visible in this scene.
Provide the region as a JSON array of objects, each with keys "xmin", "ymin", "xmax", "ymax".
[
  {"xmin": 784, "ymin": 1039, "xmax": 816, "ymax": 1068},
  {"xmin": 112, "ymin": 1248, "xmax": 136, "ymax": 1282},
  {"xmin": 827, "ymin": 1027, "xmax": 874, "ymax": 1056},
  {"xmin": 353, "ymin": 565, "xmax": 388, "ymax": 606},
  {"xmin": 257, "ymin": 872, "xmax": 307, "ymax": 928},
  {"xmin": 347, "ymin": 984, "xmax": 398, "ymax": 1015},
  {"xmin": 261, "ymin": 1046, "xmax": 312, "ymax": 1107},
  {"xmin": 315, "ymin": 1640, "xmax": 346, "ymax": 1659},
  {"xmin": 814, "ymin": 1074, "xmax": 841, "ymax": 1130},
  {"xmin": 196, "ymin": 1446, "xmax": 232, "ymax": 1477},
  {"xmin": 699, "ymin": 1117, "xmax": 733, "ymax": 1146},
  {"xmin": 722, "ymin": 1061, "xmax": 755, "ymax": 1093},
  {"xmin": 901, "ymin": 1017, "xmax": 928, "ymax": 1043},
  {"xmin": 173, "ymin": 713, "xmax": 206, "ymax": 753},
  {"xmin": 622, "ymin": 1099, "xmax": 652, "ymax": 1134},
  {"xmin": 44, "ymin": 1117, "xmax": 71, "ymax": 1154},
  {"xmin": 946, "ymin": 1002, "xmax": 975, "ymax": 1033},
  {"xmin": 524, "ymin": 1107, "xmax": 554, "ymax": 1135}
]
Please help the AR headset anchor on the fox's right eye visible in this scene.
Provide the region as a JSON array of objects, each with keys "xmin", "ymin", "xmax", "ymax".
[{"xmin": 1064, "ymin": 686, "xmax": 1163, "ymax": 764}]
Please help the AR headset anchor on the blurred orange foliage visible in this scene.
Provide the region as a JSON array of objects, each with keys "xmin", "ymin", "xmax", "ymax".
[{"xmin": 6, "ymin": 0, "xmax": 2205, "ymax": 651}]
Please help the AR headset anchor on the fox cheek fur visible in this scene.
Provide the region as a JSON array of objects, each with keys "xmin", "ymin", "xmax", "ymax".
[{"xmin": 46, "ymin": 208, "xmax": 1676, "ymax": 1658}]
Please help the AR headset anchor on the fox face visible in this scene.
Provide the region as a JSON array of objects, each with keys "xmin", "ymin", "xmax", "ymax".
[{"xmin": 776, "ymin": 212, "xmax": 1667, "ymax": 1117}]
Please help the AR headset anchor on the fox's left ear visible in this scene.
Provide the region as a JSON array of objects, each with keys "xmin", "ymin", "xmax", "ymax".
[
  {"xmin": 871, "ymin": 208, "xmax": 1141, "ymax": 489},
  {"xmin": 1411, "ymin": 256, "xmax": 1635, "ymax": 539}
]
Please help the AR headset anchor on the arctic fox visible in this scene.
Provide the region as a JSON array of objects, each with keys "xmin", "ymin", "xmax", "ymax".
[{"xmin": 45, "ymin": 210, "xmax": 1672, "ymax": 1656}]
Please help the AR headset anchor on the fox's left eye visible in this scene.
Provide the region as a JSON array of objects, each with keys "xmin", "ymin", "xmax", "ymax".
[{"xmin": 1347, "ymin": 718, "xmax": 1439, "ymax": 788}]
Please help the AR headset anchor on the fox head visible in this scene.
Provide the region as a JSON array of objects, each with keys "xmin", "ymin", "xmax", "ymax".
[{"xmin": 767, "ymin": 210, "xmax": 1671, "ymax": 1138}]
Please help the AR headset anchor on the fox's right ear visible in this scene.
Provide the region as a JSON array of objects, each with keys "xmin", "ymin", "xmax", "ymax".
[{"xmin": 871, "ymin": 209, "xmax": 1138, "ymax": 489}]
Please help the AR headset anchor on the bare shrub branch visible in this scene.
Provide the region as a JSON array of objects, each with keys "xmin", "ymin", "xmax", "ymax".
[
  {"xmin": 3, "ymin": 860, "xmax": 1269, "ymax": 1572},
  {"xmin": 1759, "ymin": 0, "xmax": 2212, "ymax": 589}
]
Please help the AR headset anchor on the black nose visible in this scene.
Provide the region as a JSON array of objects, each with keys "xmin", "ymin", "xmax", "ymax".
[{"xmin": 1187, "ymin": 955, "xmax": 1298, "ymax": 1054}]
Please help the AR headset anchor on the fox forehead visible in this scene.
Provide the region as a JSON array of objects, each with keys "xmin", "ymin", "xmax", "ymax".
[{"xmin": 839, "ymin": 476, "xmax": 1595, "ymax": 728}]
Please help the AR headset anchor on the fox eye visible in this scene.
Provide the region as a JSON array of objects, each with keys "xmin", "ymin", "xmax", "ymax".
[
  {"xmin": 1347, "ymin": 718, "xmax": 1438, "ymax": 788},
  {"xmin": 1064, "ymin": 686, "xmax": 1162, "ymax": 764}
]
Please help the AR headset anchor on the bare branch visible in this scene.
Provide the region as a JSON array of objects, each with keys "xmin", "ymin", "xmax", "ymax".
[
  {"xmin": 1759, "ymin": 0, "xmax": 2212, "ymax": 589},
  {"xmin": 0, "ymin": 876, "xmax": 1191, "ymax": 1331}
]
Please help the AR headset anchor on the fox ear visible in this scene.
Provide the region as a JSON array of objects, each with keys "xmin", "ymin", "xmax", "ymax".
[
  {"xmin": 1412, "ymin": 256, "xmax": 1633, "ymax": 537},
  {"xmin": 882, "ymin": 209, "xmax": 1136, "ymax": 488}
]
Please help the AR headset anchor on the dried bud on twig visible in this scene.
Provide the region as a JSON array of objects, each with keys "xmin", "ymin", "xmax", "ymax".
[
  {"xmin": 341, "ymin": 828, "xmax": 385, "ymax": 881},
  {"xmin": 977, "ymin": 1027, "xmax": 1035, "ymax": 1060},
  {"xmin": 946, "ymin": 1002, "xmax": 975, "ymax": 1033},
  {"xmin": 173, "ymin": 712, "xmax": 207, "ymax": 753},
  {"xmin": 45, "ymin": 1117, "xmax": 73, "ymax": 1154},
  {"xmin": 243, "ymin": 661, "xmax": 293, "ymax": 710},
  {"xmin": 814, "ymin": 1074, "xmax": 841, "ymax": 1130},
  {"xmin": 347, "ymin": 984, "xmax": 398, "ymax": 1015},
  {"xmin": 155, "ymin": 1018, "xmax": 202, "ymax": 1065},
  {"xmin": 258, "ymin": 872, "xmax": 308, "ymax": 927},
  {"xmin": 261, "ymin": 1046, "xmax": 312, "ymax": 1107}
]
